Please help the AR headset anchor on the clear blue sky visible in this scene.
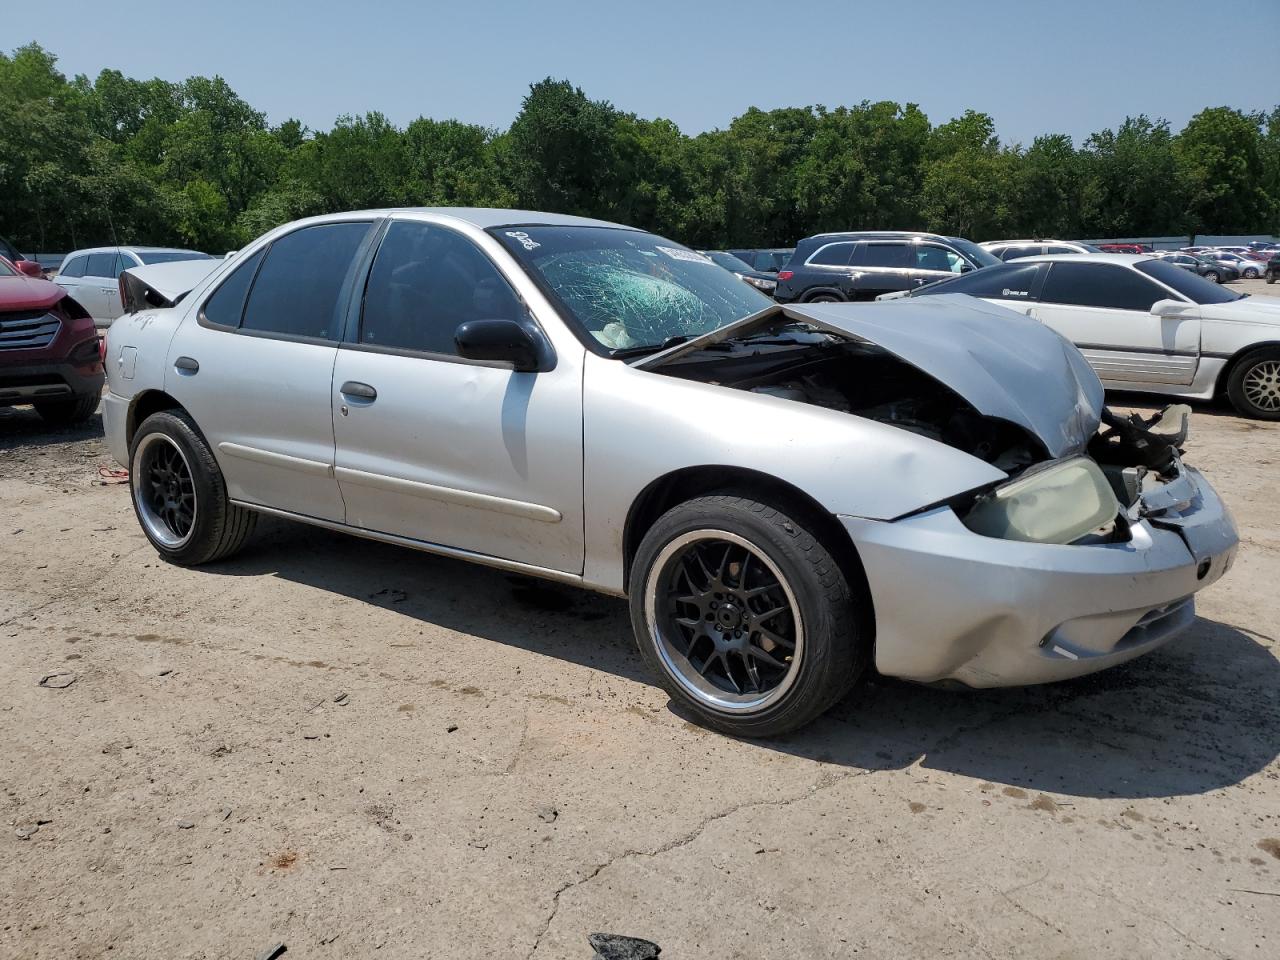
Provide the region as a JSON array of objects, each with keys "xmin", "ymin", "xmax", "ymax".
[{"xmin": 17, "ymin": 0, "xmax": 1280, "ymax": 144}]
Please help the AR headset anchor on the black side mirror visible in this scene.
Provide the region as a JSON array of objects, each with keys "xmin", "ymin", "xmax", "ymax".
[{"xmin": 455, "ymin": 319, "xmax": 542, "ymax": 372}]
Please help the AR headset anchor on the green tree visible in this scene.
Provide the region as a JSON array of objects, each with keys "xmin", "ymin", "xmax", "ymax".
[
  {"xmin": 1078, "ymin": 116, "xmax": 1185, "ymax": 237},
  {"xmin": 1176, "ymin": 106, "xmax": 1269, "ymax": 234},
  {"xmin": 505, "ymin": 78, "xmax": 621, "ymax": 217}
]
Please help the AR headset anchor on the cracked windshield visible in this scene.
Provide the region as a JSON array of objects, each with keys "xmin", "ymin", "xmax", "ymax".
[{"xmin": 494, "ymin": 226, "xmax": 771, "ymax": 352}]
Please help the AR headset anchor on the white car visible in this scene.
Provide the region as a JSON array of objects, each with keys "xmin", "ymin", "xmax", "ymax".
[
  {"xmin": 885, "ymin": 253, "xmax": 1280, "ymax": 418},
  {"xmin": 55, "ymin": 246, "xmax": 213, "ymax": 330}
]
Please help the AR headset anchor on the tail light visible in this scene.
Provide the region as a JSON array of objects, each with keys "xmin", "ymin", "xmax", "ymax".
[{"xmin": 777, "ymin": 270, "xmax": 794, "ymax": 281}]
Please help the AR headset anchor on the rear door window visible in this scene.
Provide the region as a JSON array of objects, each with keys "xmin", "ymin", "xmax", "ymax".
[
  {"xmin": 114, "ymin": 252, "xmax": 138, "ymax": 277},
  {"xmin": 1040, "ymin": 262, "xmax": 1165, "ymax": 311},
  {"xmin": 853, "ymin": 243, "xmax": 908, "ymax": 268},
  {"xmin": 916, "ymin": 263, "xmax": 1043, "ymax": 300},
  {"xmin": 807, "ymin": 242, "xmax": 856, "ymax": 267},
  {"xmin": 999, "ymin": 245, "xmax": 1040, "ymax": 261},
  {"xmin": 86, "ymin": 252, "xmax": 116, "ymax": 278},
  {"xmin": 358, "ymin": 221, "xmax": 523, "ymax": 356},
  {"xmin": 240, "ymin": 222, "xmax": 371, "ymax": 341},
  {"xmin": 201, "ymin": 248, "xmax": 266, "ymax": 328},
  {"xmin": 915, "ymin": 244, "xmax": 966, "ymax": 273},
  {"xmin": 59, "ymin": 256, "xmax": 87, "ymax": 278}
]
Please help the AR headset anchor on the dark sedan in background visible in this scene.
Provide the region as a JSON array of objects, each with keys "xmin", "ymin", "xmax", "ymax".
[
  {"xmin": 701, "ymin": 250, "xmax": 778, "ymax": 296},
  {"xmin": 1160, "ymin": 252, "xmax": 1240, "ymax": 284}
]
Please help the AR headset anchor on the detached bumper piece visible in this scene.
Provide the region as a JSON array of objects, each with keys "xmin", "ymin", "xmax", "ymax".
[{"xmin": 841, "ymin": 460, "xmax": 1237, "ymax": 687}]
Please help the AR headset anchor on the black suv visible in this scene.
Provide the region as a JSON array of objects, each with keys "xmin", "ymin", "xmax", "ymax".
[
  {"xmin": 1266, "ymin": 252, "xmax": 1280, "ymax": 285},
  {"xmin": 773, "ymin": 231, "xmax": 1001, "ymax": 303}
]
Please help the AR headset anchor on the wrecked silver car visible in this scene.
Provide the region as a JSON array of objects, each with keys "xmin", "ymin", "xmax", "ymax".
[{"xmin": 101, "ymin": 210, "xmax": 1239, "ymax": 736}]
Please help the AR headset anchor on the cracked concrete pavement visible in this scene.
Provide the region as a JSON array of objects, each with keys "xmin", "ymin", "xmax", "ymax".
[{"xmin": 2, "ymin": 378, "xmax": 1279, "ymax": 958}]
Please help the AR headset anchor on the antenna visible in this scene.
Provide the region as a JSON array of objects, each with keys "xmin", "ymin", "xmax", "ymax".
[{"xmin": 105, "ymin": 201, "xmax": 119, "ymax": 248}]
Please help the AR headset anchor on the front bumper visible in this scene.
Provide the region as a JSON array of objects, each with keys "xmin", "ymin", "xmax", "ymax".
[
  {"xmin": 841, "ymin": 464, "xmax": 1238, "ymax": 687},
  {"xmin": 0, "ymin": 358, "xmax": 104, "ymax": 407}
]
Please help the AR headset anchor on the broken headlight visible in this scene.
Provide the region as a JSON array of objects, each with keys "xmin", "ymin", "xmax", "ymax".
[{"xmin": 962, "ymin": 457, "xmax": 1120, "ymax": 545}]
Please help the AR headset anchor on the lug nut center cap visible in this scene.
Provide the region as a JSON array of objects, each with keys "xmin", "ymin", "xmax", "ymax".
[{"xmin": 716, "ymin": 603, "xmax": 744, "ymax": 631}]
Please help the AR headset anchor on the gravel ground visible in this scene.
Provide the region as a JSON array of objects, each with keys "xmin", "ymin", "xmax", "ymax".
[{"xmin": 2, "ymin": 282, "xmax": 1279, "ymax": 959}]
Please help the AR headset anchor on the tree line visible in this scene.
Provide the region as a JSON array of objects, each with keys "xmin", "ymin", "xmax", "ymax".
[{"xmin": 2, "ymin": 43, "xmax": 1278, "ymax": 255}]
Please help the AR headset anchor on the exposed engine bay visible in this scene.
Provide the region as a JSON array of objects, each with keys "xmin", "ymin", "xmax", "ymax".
[
  {"xmin": 659, "ymin": 337, "xmax": 1045, "ymax": 472},
  {"xmin": 656, "ymin": 330, "xmax": 1194, "ymax": 543}
]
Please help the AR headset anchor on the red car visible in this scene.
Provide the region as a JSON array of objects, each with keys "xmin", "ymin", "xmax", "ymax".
[
  {"xmin": 1097, "ymin": 243, "xmax": 1151, "ymax": 255},
  {"xmin": 0, "ymin": 255, "xmax": 104, "ymax": 425}
]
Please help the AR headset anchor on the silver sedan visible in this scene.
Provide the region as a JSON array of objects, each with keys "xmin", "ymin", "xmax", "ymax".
[{"xmin": 102, "ymin": 209, "xmax": 1238, "ymax": 736}]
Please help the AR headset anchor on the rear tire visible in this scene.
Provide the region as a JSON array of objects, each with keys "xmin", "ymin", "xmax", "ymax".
[
  {"xmin": 1226, "ymin": 348, "xmax": 1280, "ymax": 421},
  {"xmin": 1204, "ymin": 271, "xmax": 1221, "ymax": 283},
  {"xmin": 34, "ymin": 393, "xmax": 99, "ymax": 426},
  {"xmin": 129, "ymin": 410, "xmax": 257, "ymax": 565},
  {"xmin": 805, "ymin": 292, "xmax": 842, "ymax": 303},
  {"xmin": 629, "ymin": 495, "xmax": 868, "ymax": 737}
]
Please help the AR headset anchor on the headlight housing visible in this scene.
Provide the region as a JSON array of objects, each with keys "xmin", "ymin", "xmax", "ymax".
[{"xmin": 962, "ymin": 457, "xmax": 1120, "ymax": 544}]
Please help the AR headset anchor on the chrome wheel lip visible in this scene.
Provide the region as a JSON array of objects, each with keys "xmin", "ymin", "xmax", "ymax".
[
  {"xmin": 644, "ymin": 529, "xmax": 804, "ymax": 714},
  {"xmin": 1243, "ymin": 360, "xmax": 1280, "ymax": 412},
  {"xmin": 132, "ymin": 433, "xmax": 197, "ymax": 549}
]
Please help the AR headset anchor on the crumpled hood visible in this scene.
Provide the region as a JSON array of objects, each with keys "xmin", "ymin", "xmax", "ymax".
[
  {"xmin": 784, "ymin": 296, "xmax": 1104, "ymax": 458},
  {"xmin": 636, "ymin": 294, "xmax": 1104, "ymax": 459}
]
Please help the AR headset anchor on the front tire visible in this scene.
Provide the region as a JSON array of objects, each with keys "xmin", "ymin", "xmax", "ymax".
[
  {"xmin": 1204, "ymin": 271, "xmax": 1221, "ymax": 283},
  {"xmin": 129, "ymin": 410, "xmax": 257, "ymax": 565},
  {"xmin": 629, "ymin": 495, "xmax": 867, "ymax": 737},
  {"xmin": 34, "ymin": 393, "xmax": 99, "ymax": 426},
  {"xmin": 1243, "ymin": 267, "xmax": 1260, "ymax": 279},
  {"xmin": 1227, "ymin": 348, "xmax": 1280, "ymax": 420}
]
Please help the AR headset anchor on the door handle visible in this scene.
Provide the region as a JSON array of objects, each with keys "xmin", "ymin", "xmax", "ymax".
[
  {"xmin": 340, "ymin": 381, "xmax": 377, "ymax": 401},
  {"xmin": 174, "ymin": 356, "xmax": 199, "ymax": 375}
]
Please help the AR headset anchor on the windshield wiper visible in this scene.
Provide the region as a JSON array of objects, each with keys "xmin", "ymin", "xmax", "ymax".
[{"xmin": 611, "ymin": 335, "xmax": 690, "ymax": 358}]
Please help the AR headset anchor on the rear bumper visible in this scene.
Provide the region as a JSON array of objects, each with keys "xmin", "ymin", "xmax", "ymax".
[
  {"xmin": 0, "ymin": 358, "xmax": 104, "ymax": 407},
  {"xmin": 841, "ymin": 465, "xmax": 1238, "ymax": 687}
]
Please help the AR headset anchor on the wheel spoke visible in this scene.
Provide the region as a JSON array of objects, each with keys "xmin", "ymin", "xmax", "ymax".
[
  {"xmin": 747, "ymin": 644, "xmax": 788, "ymax": 670},
  {"xmin": 697, "ymin": 650, "xmax": 721, "ymax": 677},
  {"xmin": 751, "ymin": 604, "xmax": 788, "ymax": 625}
]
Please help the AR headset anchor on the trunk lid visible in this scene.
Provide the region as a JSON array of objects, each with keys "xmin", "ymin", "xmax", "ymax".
[{"xmin": 120, "ymin": 260, "xmax": 222, "ymax": 313}]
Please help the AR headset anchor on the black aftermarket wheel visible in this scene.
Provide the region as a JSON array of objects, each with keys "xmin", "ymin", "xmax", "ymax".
[
  {"xmin": 129, "ymin": 410, "xmax": 257, "ymax": 565},
  {"xmin": 629, "ymin": 495, "xmax": 868, "ymax": 737}
]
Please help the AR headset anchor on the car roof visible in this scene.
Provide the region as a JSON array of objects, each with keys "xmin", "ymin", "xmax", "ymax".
[
  {"xmin": 982, "ymin": 239, "xmax": 1080, "ymax": 247},
  {"xmin": 63, "ymin": 246, "xmax": 204, "ymax": 256},
  {"xmin": 349, "ymin": 207, "xmax": 636, "ymax": 231},
  {"xmin": 807, "ymin": 230, "xmax": 959, "ymax": 242},
  {"xmin": 1005, "ymin": 253, "xmax": 1150, "ymax": 265}
]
